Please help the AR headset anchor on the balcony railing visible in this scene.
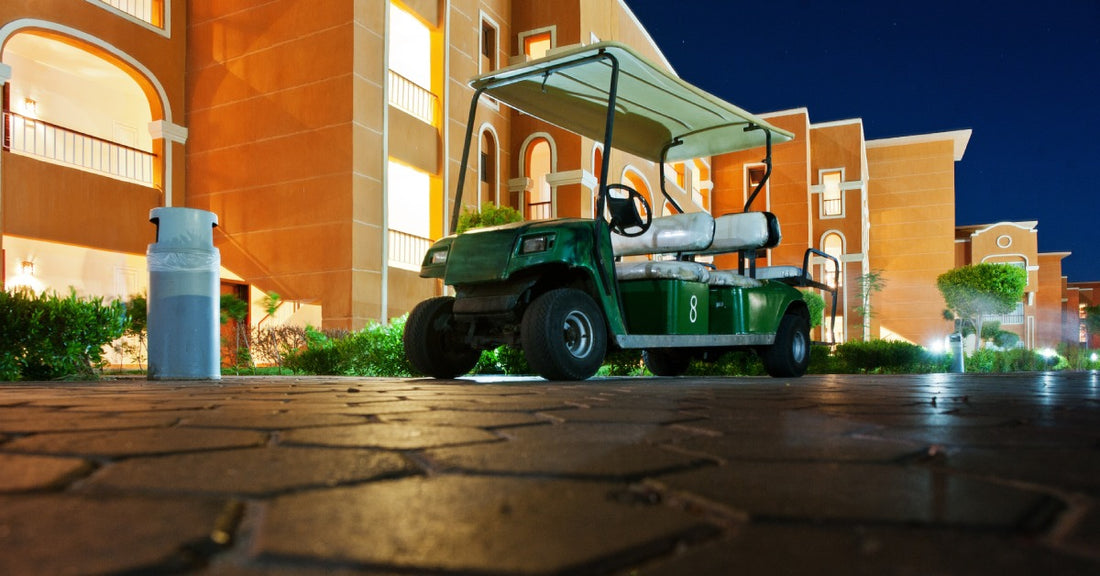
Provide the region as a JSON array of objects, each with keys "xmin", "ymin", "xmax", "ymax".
[
  {"xmin": 527, "ymin": 201, "xmax": 552, "ymax": 221},
  {"xmin": 3, "ymin": 112, "xmax": 156, "ymax": 187},
  {"xmin": 822, "ymin": 197, "xmax": 842, "ymax": 216},
  {"xmin": 388, "ymin": 70, "xmax": 438, "ymax": 126},
  {"xmin": 388, "ymin": 229, "xmax": 432, "ymax": 271},
  {"xmin": 94, "ymin": 0, "xmax": 164, "ymax": 28}
]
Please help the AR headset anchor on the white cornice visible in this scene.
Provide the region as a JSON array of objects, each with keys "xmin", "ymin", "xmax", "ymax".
[
  {"xmin": 866, "ymin": 129, "xmax": 973, "ymax": 161},
  {"xmin": 810, "ymin": 118, "xmax": 864, "ymax": 130},
  {"xmin": 149, "ymin": 120, "xmax": 188, "ymax": 144}
]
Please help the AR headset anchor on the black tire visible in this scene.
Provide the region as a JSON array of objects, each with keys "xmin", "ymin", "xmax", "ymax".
[
  {"xmin": 643, "ymin": 348, "xmax": 691, "ymax": 377},
  {"xmin": 403, "ymin": 296, "xmax": 480, "ymax": 379},
  {"xmin": 521, "ymin": 288, "xmax": 607, "ymax": 381},
  {"xmin": 760, "ymin": 313, "xmax": 811, "ymax": 377}
]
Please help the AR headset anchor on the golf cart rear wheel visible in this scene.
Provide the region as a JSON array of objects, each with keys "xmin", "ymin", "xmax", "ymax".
[
  {"xmin": 643, "ymin": 348, "xmax": 692, "ymax": 377},
  {"xmin": 760, "ymin": 313, "xmax": 811, "ymax": 377},
  {"xmin": 522, "ymin": 288, "xmax": 607, "ymax": 381},
  {"xmin": 403, "ymin": 296, "xmax": 480, "ymax": 379}
]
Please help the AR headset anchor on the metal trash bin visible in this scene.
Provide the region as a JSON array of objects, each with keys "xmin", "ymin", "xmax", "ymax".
[
  {"xmin": 146, "ymin": 207, "xmax": 221, "ymax": 380},
  {"xmin": 948, "ymin": 332, "xmax": 965, "ymax": 373}
]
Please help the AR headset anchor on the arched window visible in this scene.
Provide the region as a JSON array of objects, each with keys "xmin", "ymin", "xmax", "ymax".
[
  {"xmin": 478, "ymin": 126, "xmax": 498, "ymax": 208},
  {"xmin": 622, "ymin": 167, "xmax": 655, "ymax": 218},
  {"xmin": 523, "ymin": 136, "xmax": 553, "ymax": 220},
  {"xmin": 820, "ymin": 231, "xmax": 845, "ymax": 343}
]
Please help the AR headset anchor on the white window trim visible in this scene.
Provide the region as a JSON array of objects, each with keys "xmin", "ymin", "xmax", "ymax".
[
  {"xmin": 517, "ymin": 25, "xmax": 557, "ymax": 62},
  {"xmin": 743, "ymin": 162, "xmax": 770, "ymax": 212},
  {"xmin": 86, "ymin": 0, "xmax": 170, "ymax": 38},
  {"xmin": 477, "ymin": 122, "xmax": 500, "ymax": 208},
  {"xmin": 813, "ymin": 167, "xmax": 847, "ymax": 219}
]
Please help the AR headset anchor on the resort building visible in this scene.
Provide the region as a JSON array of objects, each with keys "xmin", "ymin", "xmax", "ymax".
[{"xmin": 1, "ymin": 0, "xmax": 1092, "ymax": 351}]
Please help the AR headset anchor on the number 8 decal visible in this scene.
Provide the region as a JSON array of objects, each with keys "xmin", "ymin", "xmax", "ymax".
[{"xmin": 689, "ymin": 294, "xmax": 698, "ymax": 323}]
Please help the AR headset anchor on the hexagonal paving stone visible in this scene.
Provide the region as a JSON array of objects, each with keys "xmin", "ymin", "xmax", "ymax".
[
  {"xmin": 4, "ymin": 427, "xmax": 267, "ymax": 457},
  {"xmin": 85, "ymin": 446, "xmax": 418, "ymax": 496},
  {"xmin": 253, "ymin": 476, "xmax": 715, "ymax": 573},
  {"xmin": 0, "ymin": 453, "xmax": 93, "ymax": 492},
  {"xmin": 0, "ymin": 494, "xmax": 228, "ymax": 576},
  {"xmin": 281, "ymin": 423, "xmax": 498, "ymax": 450}
]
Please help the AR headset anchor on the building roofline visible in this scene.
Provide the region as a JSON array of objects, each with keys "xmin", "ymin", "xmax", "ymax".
[
  {"xmin": 810, "ymin": 118, "xmax": 864, "ymax": 130},
  {"xmin": 957, "ymin": 221, "xmax": 1039, "ymax": 235},
  {"xmin": 760, "ymin": 107, "xmax": 810, "ymax": 120},
  {"xmin": 616, "ymin": 0, "xmax": 676, "ymax": 73},
  {"xmin": 866, "ymin": 128, "xmax": 972, "ymax": 161}
]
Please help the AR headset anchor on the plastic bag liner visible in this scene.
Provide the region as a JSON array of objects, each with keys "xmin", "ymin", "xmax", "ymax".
[{"xmin": 146, "ymin": 244, "xmax": 221, "ymax": 380}]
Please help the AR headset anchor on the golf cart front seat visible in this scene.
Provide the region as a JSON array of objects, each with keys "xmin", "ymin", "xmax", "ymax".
[{"xmin": 611, "ymin": 212, "xmax": 714, "ymax": 283}]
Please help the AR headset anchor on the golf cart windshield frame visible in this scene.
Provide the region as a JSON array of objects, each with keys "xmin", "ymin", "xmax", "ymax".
[{"xmin": 449, "ymin": 42, "xmax": 794, "ymax": 233}]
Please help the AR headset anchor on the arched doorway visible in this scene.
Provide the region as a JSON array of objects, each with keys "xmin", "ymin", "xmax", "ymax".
[{"xmin": 522, "ymin": 135, "xmax": 554, "ymax": 220}]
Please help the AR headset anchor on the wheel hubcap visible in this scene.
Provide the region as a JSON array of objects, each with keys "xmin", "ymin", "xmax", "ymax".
[
  {"xmin": 792, "ymin": 330, "xmax": 807, "ymax": 363},
  {"xmin": 562, "ymin": 310, "xmax": 594, "ymax": 359}
]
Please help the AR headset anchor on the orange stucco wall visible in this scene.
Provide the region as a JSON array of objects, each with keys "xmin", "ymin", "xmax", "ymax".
[
  {"xmin": 866, "ymin": 139, "xmax": 957, "ymax": 346},
  {"xmin": 1035, "ymin": 253, "xmax": 1068, "ymax": 348}
]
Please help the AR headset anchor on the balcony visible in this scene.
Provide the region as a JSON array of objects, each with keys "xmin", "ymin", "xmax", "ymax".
[
  {"xmin": 92, "ymin": 0, "xmax": 165, "ymax": 30},
  {"xmin": 388, "ymin": 229, "xmax": 432, "ymax": 272},
  {"xmin": 388, "ymin": 70, "xmax": 438, "ymax": 126},
  {"xmin": 4, "ymin": 111, "xmax": 156, "ymax": 187},
  {"xmin": 527, "ymin": 201, "xmax": 552, "ymax": 221}
]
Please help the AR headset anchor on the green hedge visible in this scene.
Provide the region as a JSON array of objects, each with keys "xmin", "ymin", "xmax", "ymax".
[
  {"xmin": 1, "ymin": 289, "xmax": 127, "ymax": 381},
  {"xmin": 284, "ymin": 318, "xmax": 414, "ymax": 377}
]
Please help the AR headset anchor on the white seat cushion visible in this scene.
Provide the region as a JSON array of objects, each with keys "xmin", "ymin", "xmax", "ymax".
[
  {"xmin": 755, "ymin": 266, "xmax": 804, "ymax": 280},
  {"xmin": 709, "ymin": 270, "xmax": 763, "ymax": 288},
  {"xmin": 704, "ymin": 212, "xmax": 772, "ymax": 253},
  {"xmin": 612, "ymin": 212, "xmax": 715, "ymax": 256},
  {"xmin": 615, "ymin": 260, "xmax": 710, "ymax": 283}
]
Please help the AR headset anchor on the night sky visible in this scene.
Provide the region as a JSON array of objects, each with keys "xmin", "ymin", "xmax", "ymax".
[{"xmin": 623, "ymin": 0, "xmax": 1100, "ymax": 281}]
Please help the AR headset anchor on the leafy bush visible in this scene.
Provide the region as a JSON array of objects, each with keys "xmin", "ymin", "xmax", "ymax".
[
  {"xmin": 833, "ymin": 339, "xmax": 947, "ymax": 374},
  {"xmin": 0, "ymin": 289, "xmax": 127, "ymax": 380},
  {"xmin": 474, "ymin": 346, "xmax": 530, "ymax": 375},
  {"xmin": 799, "ymin": 290, "xmax": 826, "ymax": 329},
  {"xmin": 685, "ymin": 350, "xmax": 765, "ymax": 376},
  {"xmin": 284, "ymin": 318, "xmax": 413, "ymax": 377},
  {"xmin": 966, "ymin": 347, "xmax": 1057, "ymax": 373},
  {"xmin": 602, "ymin": 349, "xmax": 645, "ymax": 376},
  {"xmin": 455, "ymin": 203, "xmax": 523, "ymax": 233}
]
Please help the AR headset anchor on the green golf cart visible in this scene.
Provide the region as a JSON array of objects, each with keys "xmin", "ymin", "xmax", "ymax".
[{"xmin": 403, "ymin": 41, "xmax": 837, "ymax": 381}]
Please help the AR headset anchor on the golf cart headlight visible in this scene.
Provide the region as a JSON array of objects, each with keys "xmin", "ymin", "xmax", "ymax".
[
  {"xmin": 429, "ymin": 249, "xmax": 449, "ymax": 265},
  {"xmin": 520, "ymin": 235, "xmax": 553, "ymax": 254}
]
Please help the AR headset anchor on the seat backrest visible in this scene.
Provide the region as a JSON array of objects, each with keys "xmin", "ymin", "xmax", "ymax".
[
  {"xmin": 611, "ymin": 212, "xmax": 715, "ymax": 256},
  {"xmin": 696, "ymin": 211, "xmax": 781, "ymax": 254}
]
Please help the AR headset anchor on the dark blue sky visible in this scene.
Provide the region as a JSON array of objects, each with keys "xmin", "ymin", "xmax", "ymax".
[{"xmin": 624, "ymin": 0, "xmax": 1100, "ymax": 281}]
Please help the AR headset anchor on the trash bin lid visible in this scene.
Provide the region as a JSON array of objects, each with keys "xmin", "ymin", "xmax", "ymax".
[{"xmin": 150, "ymin": 207, "xmax": 218, "ymax": 247}]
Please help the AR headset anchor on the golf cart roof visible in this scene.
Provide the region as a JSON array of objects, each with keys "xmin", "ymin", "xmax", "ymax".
[{"xmin": 471, "ymin": 41, "xmax": 794, "ymax": 163}]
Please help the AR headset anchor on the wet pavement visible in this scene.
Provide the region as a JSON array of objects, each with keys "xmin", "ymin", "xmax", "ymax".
[{"xmin": 1, "ymin": 371, "xmax": 1098, "ymax": 575}]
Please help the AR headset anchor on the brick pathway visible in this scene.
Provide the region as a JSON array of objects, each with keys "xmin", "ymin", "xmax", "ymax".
[{"xmin": 1, "ymin": 372, "xmax": 1098, "ymax": 575}]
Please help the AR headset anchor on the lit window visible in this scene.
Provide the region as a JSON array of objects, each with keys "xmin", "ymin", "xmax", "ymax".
[
  {"xmin": 387, "ymin": 159, "xmax": 430, "ymax": 239},
  {"xmin": 822, "ymin": 233, "xmax": 844, "ymax": 288},
  {"xmin": 822, "ymin": 171, "xmax": 842, "ymax": 216},
  {"xmin": 524, "ymin": 32, "xmax": 552, "ymax": 60},
  {"xmin": 389, "ymin": 4, "xmax": 431, "ymax": 89},
  {"xmin": 526, "ymin": 138, "xmax": 552, "ymax": 220}
]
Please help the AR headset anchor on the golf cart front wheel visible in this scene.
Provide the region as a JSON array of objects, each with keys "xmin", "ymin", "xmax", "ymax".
[
  {"xmin": 760, "ymin": 313, "xmax": 811, "ymax": 378},
  {"xmin": 522, "ymin": 288, "xmax": 607, "ymax": 381},
  {"xmin": 403, "ymin": 296, "xmax": 480, "ymax": 379}
]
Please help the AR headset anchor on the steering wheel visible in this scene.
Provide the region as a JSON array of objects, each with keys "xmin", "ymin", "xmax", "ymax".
[{"xmin": 604, "ymin": 183, "xmax": 652, "ymax": 237}]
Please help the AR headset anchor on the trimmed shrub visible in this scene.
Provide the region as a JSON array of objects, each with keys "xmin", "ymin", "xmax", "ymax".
[
  {"xmin": 284, "ymin": 318, "xmax": 413, "ymax": 377},
  {"xmin": 799, "ymin": 290, "xmax": 826, "ymax": 329},
  {"xmin": 834, "ymin": 339, "xmax": 946, "ymax": 374},
  {"xmin": 966, "ymin": 347, "xmax": 1056, "ymax": 373},
  {"xmin": 455, "ymin": 203, "xmax": 523, "ymax": 233},
  {"xmin": 0, "ymin": 289, "xmax": 127, "ymax": 380}
]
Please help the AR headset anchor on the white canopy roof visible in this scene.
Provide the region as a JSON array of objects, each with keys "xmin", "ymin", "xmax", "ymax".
[{"xmin": 471, "ymin": 42, "xmax": 794, "ymax": 163}]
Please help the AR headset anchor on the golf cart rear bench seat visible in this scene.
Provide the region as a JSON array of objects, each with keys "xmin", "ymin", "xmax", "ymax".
[{"xmin": 611, "ymin": 211, "xmax": 777, "ymax": 286}]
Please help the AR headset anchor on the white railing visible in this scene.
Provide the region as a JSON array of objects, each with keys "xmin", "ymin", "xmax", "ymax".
[
  {"xmin": 527, "ymin": 201, "xmax": 552, "ymax": 220},
  {"xmin": 388, "ymin": 70, "xmax": 438, "ymax": 126},
  {"xmin": 822, "ymin": 197, "xmax": 842, "ymax": 216},
  {"xmin": 96, "ymin": 0, "xmax": 163, "ymax": 28},
  {"xmin": 388, "ymin": 229, "xmax": 432, "ymax": 271},
  {"xmin": 4, "ymin": 112, "xmax": 156, "ymax": 187}
]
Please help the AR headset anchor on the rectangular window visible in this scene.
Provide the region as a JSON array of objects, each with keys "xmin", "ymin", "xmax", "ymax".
[
  {"xmin": 744, "ymin": 164, "xmax": 769, "ymax": 211},
  {"xmin": 523, "ymin": 31, "xmax": 553, "ymax": 59},
  {"xmin": 480, "ymin": 17, "xmax": 498, "ymax": 73},
  {"xmin": 985, "ymin": 301, "xmax": 1025, "ymax": 326},
  {"xmin": 821, "ymin": 171, "xmax": 843, "ymax": 216},
  {"xmin": 388, "ymin": 3, "xmax": 437, "ymax": 125}
]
